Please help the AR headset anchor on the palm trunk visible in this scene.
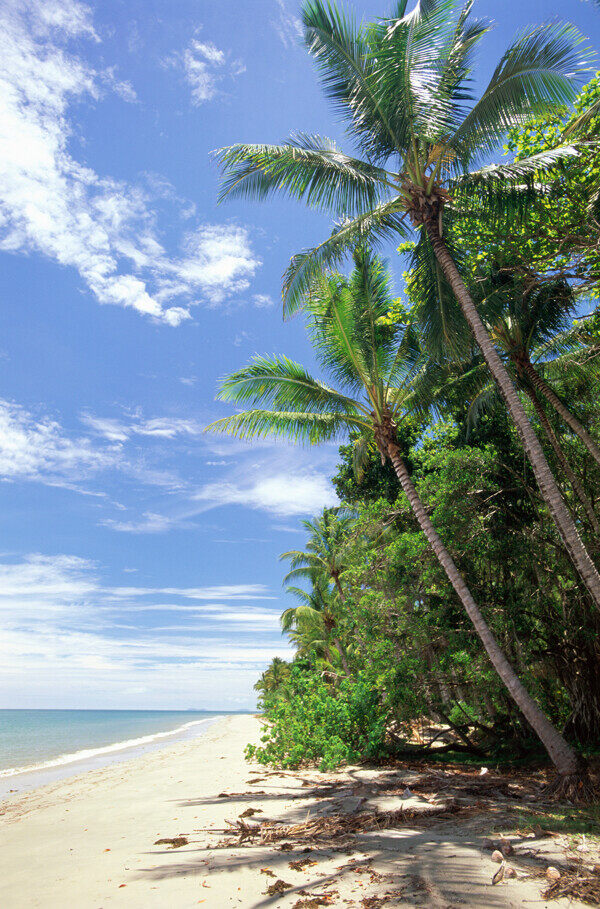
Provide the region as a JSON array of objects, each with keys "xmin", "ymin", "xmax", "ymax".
[
  {"xmin": 524, "ymin": 384, "xmax": 600, "ymax": 536},
  {"xmin": 426, "ymin": 224, "xmax": 600, "ymax": 612},
  {"xmin": 521, "ymin": 358, "xmax": 600, "ymax": 469},
  {"xmin": 384, "ymin": 435, "xmax": 580, "ymax": 777}
]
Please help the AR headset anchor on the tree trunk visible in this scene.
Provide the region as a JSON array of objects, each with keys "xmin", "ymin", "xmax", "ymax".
[
  {"xmin": 384, "ymin": 435, "xmax": 580, "ymax": 777},
  {"xmin": 426, "ymin": 223, "xmax": 600, "ymax": 612},
  {"xmin": 521, "ymin": 358, "xmax": 600, "ymax": 469},
  {"xmin": 524, "ymin": 384, "xmax": 600, "ymax": 536}
]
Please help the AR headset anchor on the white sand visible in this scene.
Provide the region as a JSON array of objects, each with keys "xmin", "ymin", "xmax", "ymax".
[{"xmin": 0, "ymin": 714, "xmax": 587, "ymax": 908}]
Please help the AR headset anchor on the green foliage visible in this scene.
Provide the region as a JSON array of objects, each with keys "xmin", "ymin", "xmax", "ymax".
[{"xmin": 246, "ymin": 665, "xmax": 388, "ymax": 770}]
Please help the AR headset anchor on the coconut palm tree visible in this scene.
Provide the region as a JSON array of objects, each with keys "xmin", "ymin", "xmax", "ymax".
[
  {"xmin": 206, "ymin": 248, "xmax": 582, "ymax": 783},
  {"xmin": 282, "ymin": 580, "xmax": 348, "ymax": 670},
  {"xmin": 255, "ymin": 657, "xmax": 291, "ymax": 697},
  {"xmin": 281, "ymin": 508, "xmax": 351, "ymax": 599},
  {"xmin": 215, "ymin": 0, "xmax": 600, "ymax": 613},
  {"xmin": 281, "ymin": 513, "xmax": 353, "ymax": 671}
]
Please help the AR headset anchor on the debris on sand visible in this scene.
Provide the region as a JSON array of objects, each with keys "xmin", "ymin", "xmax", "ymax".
[
  {"xmin": 213, "ymin": 802, "xmax": 461, "ymax": 847},
  {"xmin": 264, "ymin": 878, "xmax": 293, "ymax": 896},
  {"xmin": 289, "ymin": 857, "xmax": 317, "ymax": 871},
  {"xmin": 542, "ymin": 867, "xmax": 600, "ymax": 905},
  {"xmin": 292, "ymin": 896, "xmax": 334, "ymax": 907},
  {"xmin": 239, "ymin": 807, "xmax": 262, "ymax": 817},
  {"xmin": 153, "ymin": 836, "xmax": 188, "ymax": 848}
]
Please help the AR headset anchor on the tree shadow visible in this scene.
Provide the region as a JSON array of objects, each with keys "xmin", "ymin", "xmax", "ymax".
[{"xmin": 133, "ymin": 765, "xmax": 566, "ymax": 907}]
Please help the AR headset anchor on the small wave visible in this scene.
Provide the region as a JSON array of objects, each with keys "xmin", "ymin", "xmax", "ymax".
[{"xmin": 0, "ymin": 716, "xmax": 220, "ymax": 779}]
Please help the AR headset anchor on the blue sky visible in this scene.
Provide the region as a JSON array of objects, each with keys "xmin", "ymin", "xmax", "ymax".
[{"xmin": 1, "ymin": 0, "xmax": 598, "ymax": 710}]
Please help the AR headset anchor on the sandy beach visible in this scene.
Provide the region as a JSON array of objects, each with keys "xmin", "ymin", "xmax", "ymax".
[{"xmin": 0, "ymin": 714, "xmax": 592, "ymax": 908}]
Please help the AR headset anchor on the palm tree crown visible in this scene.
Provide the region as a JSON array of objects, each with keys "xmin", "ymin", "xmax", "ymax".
[
  {"xmin": 216, "ymin": 0, "xmax": 587, "ymax": 313},
  {"xmin": 206, "ymin": 248, "xmax": 419, "ymax": 454}
]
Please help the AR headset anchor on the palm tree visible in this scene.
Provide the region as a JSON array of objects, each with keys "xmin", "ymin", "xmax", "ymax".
[
  {"xmin": 282, "ymin": 581, "xmax": 347, "ymax": 669},
  {"xmin": 215, "ymin": 0, "xmax": 600, "ymax": 613},
  {"xmin": 281, "ymin": 508, "xmax": 351, "ymax": 599},
  {"xmin": 206, "ymin": 249, "xmax": 582, "ymax": 783},
  {"xmin": 280, "ymin": 509, "xmax": 353, "ymax": 670},
  {"xmin": 255, "ymin": 657, "xmax": 291, "ymax": 698}
]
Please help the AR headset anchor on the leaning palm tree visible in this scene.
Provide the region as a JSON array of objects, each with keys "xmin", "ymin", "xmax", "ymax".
[
  {"xmin": 215, "ymin": 0, "xmax": 600, "ymax": 612},
  {"xmin": 206, "ymin": 249, "xmax": 583, "ymax": 787}
]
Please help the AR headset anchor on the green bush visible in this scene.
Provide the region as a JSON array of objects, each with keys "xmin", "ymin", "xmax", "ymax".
[{"xmin": 246, "ymin": 665, "xmax": 388, "ymax": 771}]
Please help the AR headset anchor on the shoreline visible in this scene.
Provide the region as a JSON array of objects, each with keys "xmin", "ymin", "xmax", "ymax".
[
  {"xmin": 0, "ymin": 713, "xmax": 226, "ymax": 801},
  {"xmin": 0, "ymin": 714, "xmax": 590, "ymax": 908}
]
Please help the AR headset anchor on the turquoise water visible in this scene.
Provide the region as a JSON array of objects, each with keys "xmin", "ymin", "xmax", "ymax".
[{"xmin": 0, "ymin": 709, "xmax": 225, "ymax": 776}]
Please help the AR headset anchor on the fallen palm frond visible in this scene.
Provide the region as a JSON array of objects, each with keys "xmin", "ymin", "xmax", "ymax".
[
  {"xmin": 542, "ymin": 868, "xmax": 600, "ymax": 905},
  {"xmin": 210, "ymin": 802, "xmax": 461, "ymax": 847}
]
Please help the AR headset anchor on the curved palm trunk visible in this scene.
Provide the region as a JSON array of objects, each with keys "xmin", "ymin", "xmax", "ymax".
[
  {"xmin": 520, "ymin": 358, "xmax": 600, "ymax": 469},
  {"xmin": 383, "ymin": 434, "xmax": 580, "ymax": 777},
  {"xmin": 524, "ymin": 384, "xmax": 600, "ymax": 537},
  {"xmin": 426, "ymin": 224, "xmax": 600, "ymax": 612}
]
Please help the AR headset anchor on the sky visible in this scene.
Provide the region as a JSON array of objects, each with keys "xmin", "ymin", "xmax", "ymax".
[{"xmin": 1, "ymin": 0, "xmax": 598, "ymax": 710}]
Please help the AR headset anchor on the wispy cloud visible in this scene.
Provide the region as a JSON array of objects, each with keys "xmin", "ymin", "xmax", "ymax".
[
  {"xmin": 0, "ymin": 1, "xmax": 260, "ymax": 325},
  {"xmin": 195, "ymin": 472, "xmax": 338, "ymax": 517},
  {"xmin": 272, "ymin": 0, "xmax": 302, "ymax": 48},
  {"xmin": 0, "ymin": 399, "xmax": 118, "ymax": 485},
  {"xmin": 0, "ymin": 553, "xmax": 288, "ymax": 708},
  {"xmin": 81, "ymin": 412, "xmax": 204, "ymax": 442},
  {"xmin": 253, "ymin": 293, "xmax": 275, "ymax": 308},
  {"xmin": 167, "ymin": 33, "xmax": 245, "ymax": 106}
]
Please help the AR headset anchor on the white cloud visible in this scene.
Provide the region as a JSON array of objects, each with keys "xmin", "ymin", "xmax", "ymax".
[
  {"xmin": 82, "ymin": 412, "xmax": 204, "ymax": 442},
  {"xmin": 157, "ymin": 225, "xmax": 261, "ymax": 306},
  {"xmin": 0, "ymin": 399, "xmax": 117, "ymax": 484},
  {"xmin": 253, "ymin": 293, "xmax": 274, "ymax": 308},
  {"xmin": 0, "ymin": 554, "xmax": 288, "ymax": 708},
  {"xmin": 0, "ymin": 399, "xmax": 201, "ymax": 496},
  {"xmin": 195, "ymin": 472, "xmax": 338, "ymax": 516},
  {"xmin": 172, "ymin": 35, "xmax": 245, "ymax": 105},
  {"xmin": 102, "ymin": 511, "xmax": 186, "ymax": 534},
  {"xmin": 0, "ymin": 1, "xmax": 261, "ymax": 325},
  {"xmin": 109, "ymin": 584, "xmax": 274, "ymax": 600}
]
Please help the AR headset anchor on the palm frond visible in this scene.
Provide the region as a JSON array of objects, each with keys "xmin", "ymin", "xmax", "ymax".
[
  {"xmin": 283, "ymin": 200, "xmax": 409, "ymax": 317},
  {"xmin": 215, "ymin": 133, "xmax": 390, "ymax": 214},
  {"xmin": 449, "ymin": 21, "xmax": 588, "ymax": 162},
  {"xmin": 302, "ymin": 0, "xmax": 405, "ymax": 161},
  {"xmin": 205, "ymin": 410, "xmax": 367, "ymax": 444},
  {"xmin": 216, "ymin": 354, "xmax": 366, "ymax": 415},
  {"xmin": 407, "ymin": 226, "xmax": 471, "ymax": 359}
]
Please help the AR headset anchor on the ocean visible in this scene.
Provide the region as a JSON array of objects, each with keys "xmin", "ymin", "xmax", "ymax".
[{"xmin": 0, "ymin": 709, "xmax": 228, "ymax": 794}]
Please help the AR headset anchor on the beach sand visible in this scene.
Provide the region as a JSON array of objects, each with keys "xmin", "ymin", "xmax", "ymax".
[{"xmin": 0, "ymin": 714, "xmax": 590, "ymax": 908}]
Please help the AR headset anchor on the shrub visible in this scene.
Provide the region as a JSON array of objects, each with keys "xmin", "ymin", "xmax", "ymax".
[{"xmin": 246, "ymin": 665, "xmax": 388, "ymax": 771}]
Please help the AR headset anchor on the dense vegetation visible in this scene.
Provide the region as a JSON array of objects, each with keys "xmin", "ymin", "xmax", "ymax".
[{"xmin": 207, "ymin": 0, "xmax": 600, "ymax": 793}]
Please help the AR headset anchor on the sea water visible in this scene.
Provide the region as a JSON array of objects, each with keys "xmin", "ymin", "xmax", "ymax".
[{"xmin": 0, "ymin": 709, "xmax": 227, "ymax": 796}]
